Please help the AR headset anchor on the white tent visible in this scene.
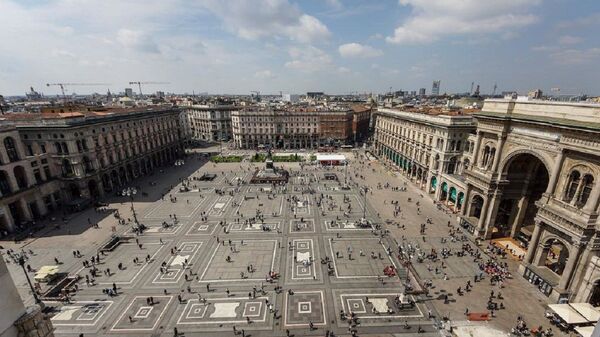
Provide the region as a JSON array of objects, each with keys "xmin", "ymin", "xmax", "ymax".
[
  {"xmin": 574, "ymin": 325, "xmax": 595, "ymax": 337},
  {"xmin": 570, "ymin": 303, "xmax": 600, "ymax": 322},
  {"xmin": 316, "ymin": 154, "xmax": 346, "ymax": 165},
  {"xmin": 548, "ymin": 304, "xmax": 589, "ymax": 324}
]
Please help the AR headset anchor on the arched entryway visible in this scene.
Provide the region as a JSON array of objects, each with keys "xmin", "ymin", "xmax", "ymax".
[
  {"xmin": 538, "ymin": 238, "xmax": 569, "ymax": 276},
  {"xmin": 493, "ymin": 153, "xmax": 549, "ymax": 238},
  {"xmin": 102, "ymin": 174, "xmax": 112, "ymax": 192},
  {"xmin": 88, "ymin": 180, "xmax": 100, "ymax": 199},
  {"xmin": 68, "ymin": 183, "xmax": 81, "ymax": 199},
  {"xmin": 430, "ymin": 176, "xmax": 437, "ymax": 194},
  {"xmin": 440, "ymin": 182, "xmax": 448, "ymax": 201},
  {"xmin": 469, "ymin": 195, "xmax": 484, "ymax": 219}
]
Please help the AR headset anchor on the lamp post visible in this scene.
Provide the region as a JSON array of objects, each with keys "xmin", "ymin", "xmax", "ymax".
[
  {"xmin": 17, "ymin": 255, "xmax": 44, "ymax": 308},
  {"xmin": 122, "ymin": 187, "xmax": 138, "ymax": 226},
  {"xmin": 362, "ymin": 185, "xmax": 369, "ymax": 220}
]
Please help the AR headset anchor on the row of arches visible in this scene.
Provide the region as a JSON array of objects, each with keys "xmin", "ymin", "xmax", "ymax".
[
  {"xmin": 430, "ymin": 177, "xmax": 465, "ymax": 212},
  {"xmin": 0, "ymin": 166, "xmax": 30, "ymax": 195},
  {"xmin": 67, "ymin": 147, "xmax": 179, "ymax": 200}
]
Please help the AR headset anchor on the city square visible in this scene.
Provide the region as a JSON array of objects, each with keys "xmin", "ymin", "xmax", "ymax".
[
  {"xmin": 5, "ymin": 139, "xmax": 587, "ymax": 337},
  {"xmin": 3, "ymin": 152, "xmax": 446, "ymax": 337}
]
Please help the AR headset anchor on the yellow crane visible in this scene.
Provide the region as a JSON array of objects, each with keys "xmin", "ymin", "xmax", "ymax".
[{"xmin": 128, "ymin": 81, "xmax": 170, "ymax": 97}]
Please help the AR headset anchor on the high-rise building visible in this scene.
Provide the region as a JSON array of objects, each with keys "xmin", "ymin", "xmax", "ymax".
[
  {"xmin": 419, "ymin": 88, "xmax": 426, "ymax": 96},
  {"xmin": 432, "ymin": 81, "xmax": 441, "ymax": 96},
  {"xmin": 125, "ymin": 88, "xmax": 133, "ymax": 98}
]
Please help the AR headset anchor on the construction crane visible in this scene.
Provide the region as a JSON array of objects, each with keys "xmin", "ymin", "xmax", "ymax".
[
  {"xmin": 46, "ymin": 82, "xmax": 110, "ymax": 101},
  {"xmin": 128, "ymin": 81, "xmax": 170, "ymax": 97}
]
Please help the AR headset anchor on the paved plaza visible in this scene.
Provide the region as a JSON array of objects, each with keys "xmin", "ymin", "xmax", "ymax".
[{"xmin": 0, "ymin": 149, "xmax": 565, "ymax": 337}]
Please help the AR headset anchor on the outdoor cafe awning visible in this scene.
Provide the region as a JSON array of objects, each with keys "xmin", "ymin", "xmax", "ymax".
[
  {"xmin": 34, "ymin": 265, "xmax": 59, "ymax": 281},
  {"xmin": 575, "ymin": 325, "xmax": 596, "ymax": 337},
  {"xmin": 548, "ymin": 304, "xmax": 589, "ymax": 325},
  {"xmin": 569, "ymin": 303, "xmax": 600, "ymax": 322}
]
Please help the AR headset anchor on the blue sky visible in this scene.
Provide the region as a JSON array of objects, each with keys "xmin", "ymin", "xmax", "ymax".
[{"xmin": 1, "ymin": 0, "xmax": 599, "ymax": 96}]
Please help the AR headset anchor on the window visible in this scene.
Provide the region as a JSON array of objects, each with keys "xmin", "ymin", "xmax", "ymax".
[
  {"xmin": 26, "ymin": 145, "xmax": 34, "ymax": 156},
  {"xmin": 43, "ymin": 166, "xmax": 51, "ymax": 179},
  {"xmin": 577, "ymin": 175, "xmax": 594, "ymax": 207},
  {"xmin": 40, "ymin": 144, "xmax": 46, "ymax": 153},
  {"xmin": 564, "ymin": 171, "xmax": 581, "ymax": 203},
  {"xmin": 4, "ymin": 137, "xmax": 19, "ymax": 162},
  {"xmin": 0, "ymin": 171, "xmax": 11, "ymax": 195}
]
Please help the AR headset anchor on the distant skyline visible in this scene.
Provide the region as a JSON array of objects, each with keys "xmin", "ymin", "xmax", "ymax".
[{"xmin": 1, "ymin": 0, "xmax": 600, "ymax": 96}]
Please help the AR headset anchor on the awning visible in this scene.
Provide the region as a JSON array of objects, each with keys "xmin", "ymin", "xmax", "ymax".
[
  {"xmin": 431, "ymin": 177, "xmax": 437, "ymax": 188},
  {"xmin": 442, "ymin": 183, "xmax": 448, "ymax": 192},
  {"xmin": 569, "ymin": 303, "xmax": 600, "ymax": 322},
  {"xmin": 575, "ymin": 326, "xmax": 596, "ymax": 337},
  {"xmin": 34, "ymin": 265, "xmax": 60, "ymax": 281},
  {"xmin": 548, "ymin": 304, "xmax": 589, "ymax": 324},
  {"xmin": 449, "ymin": 188, "xmax": 457, "ymax": 201}
]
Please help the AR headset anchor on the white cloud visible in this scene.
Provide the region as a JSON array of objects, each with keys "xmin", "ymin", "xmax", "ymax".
[
  {"xmin": 326, "ymin": 0, "xmax": 343, "ymax": 10},
  {"xmin": 386, "ymin": 0, "xmax": 540, "ymax": 44},
  {"xmin": 254, "ymin": 70, "xmax": 275, "ymax": 79},
  {"xmin": 338, "ymin": 43, "xmax": 383, "ymax": 58},
  {"xmin": 285, "ymin": 46, "xmax": 332, "ymax": 71},
  {"xmin": 337, "ymin": 66, "xmax": 351, "ymax": 74},
  {"xmin": 550, "ymin": 48, "xmax": 600, "ymax": 64},
  {"xmin": 558, "ymin": 35, "xmax": 583, "ymax": 45},
  {"xmin": 557, "ymin": 13, "xmax": 600, "ymax": 29},
  {"xmin": 116, "ymin": 29, "xmax": 160, "ymax": 54},
  {"xmin": 199, "ymin": 0, "xmax": 330, "ymax": 43}
]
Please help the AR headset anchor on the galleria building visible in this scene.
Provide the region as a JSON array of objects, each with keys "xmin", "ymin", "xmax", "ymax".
[{"xmin": 374, "ymin": 98, "xmax": 600, "ymax": 305}]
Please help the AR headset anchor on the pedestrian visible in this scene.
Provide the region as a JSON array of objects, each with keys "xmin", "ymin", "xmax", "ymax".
[{"xmin": 173, "ymin": 327, "xmax": 178, "ymax": 336}]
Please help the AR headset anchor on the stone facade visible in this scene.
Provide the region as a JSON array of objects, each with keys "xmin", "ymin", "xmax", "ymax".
[
  {"xmin": 0, "ymin": 106, "xmax": 184, "ymax": 234},
  {"xmin": 231, "ymin": 109, "xmax": 320, "ymax": 149},
  {"xmin": 458, "ymin": 98, "xmax": 600, "ymax": 303},
  {"xmin": 373, "ymin": 107, "xmax": 475, "ymax": 212},
  {"xmin": 231, "ymin": 106, "xmax": 372, "ymax": 150},
  {"xmin": 185, "ymin": 105, "xmax": 235, "ymax": 142}
]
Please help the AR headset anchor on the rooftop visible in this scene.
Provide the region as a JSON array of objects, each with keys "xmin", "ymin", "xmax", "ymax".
[{"xmin": 0, "ymin": 105, "xmax": 179, "ymax": 127}]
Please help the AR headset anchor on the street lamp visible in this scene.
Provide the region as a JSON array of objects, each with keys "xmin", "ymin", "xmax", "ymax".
[
  {"xmin": 122, "ymin": 187, "xmax": 138, "ymax": 226},
  {"xmin": 362, "ymin": 185, "xmax": 369, "ymax": 220},
  {"xmin": 17, "ymin": 255, "xmax": 44, "ymax": 308}
]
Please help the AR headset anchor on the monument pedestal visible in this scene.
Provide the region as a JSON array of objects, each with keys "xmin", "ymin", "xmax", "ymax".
[{"xmin": 14, "ymin": 305, "xmax": 54, "ymax": 337}]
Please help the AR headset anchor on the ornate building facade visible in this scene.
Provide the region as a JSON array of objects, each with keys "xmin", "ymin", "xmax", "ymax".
[
  {"xmin": 373, "ymin": 107, "xmax": 475, "ymax": 213},
  {"xmin": 459, "ymin": 98, "xmax": 600, "ymax": 303},
  {"xmin": 185, "ymin": 105, "xmax": 236, "ymax": 142},
  {"xmin": 231, "ymin": 106, "xmax": 372, "ymax": 150},
  {"xmin": 0, "ymin": 106, "xmax": 184, "ymax": 235},
  {"xmin": 231, "ymin": 108, "xmax": 320, "ymax": 149}
]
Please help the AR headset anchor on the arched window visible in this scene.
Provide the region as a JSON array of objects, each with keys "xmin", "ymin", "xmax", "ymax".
[
  {"xmin": 61, "ymin": 142, "xmax": 69, "ymax": 155},
  {"xmin": 434, "ymin": 154, "xmax": 440, "ymax": 170},
  {"xmin": 447, "ymin": 157, "xmax": 458, "ymax": 174},
  {"xmin": 577, "ymin": 174, "xmax": 594, "ymax": 207},
  {"xmin": 463, "ymin": 158, "xmax": 470, "ymax": 170},
  {"xmin": 456, "ymin": 140, "xmax": 461, "ymax": 151},
  {"xmin": 83, "ymin": 156, "xmax": 93, "ymax": 173},
  {"xmin": 55, "ymin": 142, "xmax": 62, "ymax": 154},
  {"xmin": 62, "ymin": 159, "xmax": 74, "ymax": 177},
  {"xmin": 4, "ymin": 137, "xmax": 19, "ymax": 162},
  {"xmin": 481, "ymin": 146, "xmax": 490, "ymax": 168},
  {"xmin": 564, "ymin": 171, "xmax": 581, "ymax": 202},
  {"xmin": 0, "ymin": 170, "xmax": 11, "ymax": 195},
  {"xmin": 13, "ymin": 166, "xmax": 28, "ymax": 189}
]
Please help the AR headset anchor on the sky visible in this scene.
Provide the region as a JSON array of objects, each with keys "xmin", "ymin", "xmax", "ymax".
[{"xmin": 1, "ymin": 0, "xmax": 599, "ymax": 96}]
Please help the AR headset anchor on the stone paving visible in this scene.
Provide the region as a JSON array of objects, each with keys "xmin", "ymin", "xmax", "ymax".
[{"xmin": 0, "ymin": 148, "xmax": 565, "ymax": 337}]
